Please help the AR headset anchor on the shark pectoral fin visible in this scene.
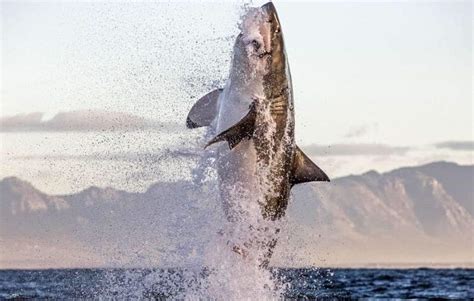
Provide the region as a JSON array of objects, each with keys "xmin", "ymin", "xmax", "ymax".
[
  {"xmin": 291, "ymin": 146, "xmax": 330, "ymax": 185},
  {"xmin": 205, "ymin": 102, "xmax": 257, "ymax": 150},
  {"xmin": 186, "ymin": 89, "xmax": 222, "ymax": 129}
]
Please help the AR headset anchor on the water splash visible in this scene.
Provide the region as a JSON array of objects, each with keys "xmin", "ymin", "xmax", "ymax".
[{"xmin": 86, "ymin": 1, "xmax": 293, "ymax": 298}]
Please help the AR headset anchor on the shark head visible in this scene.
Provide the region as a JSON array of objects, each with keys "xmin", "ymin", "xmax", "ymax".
[{"xmin": 231, "ymin": 2, "xmax": 286, "ymax": 84}]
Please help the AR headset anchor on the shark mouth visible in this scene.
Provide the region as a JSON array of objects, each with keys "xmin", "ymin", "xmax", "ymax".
[{"xmin": 258, "ymin": 51, "xmax": 272, "ymax": 58}]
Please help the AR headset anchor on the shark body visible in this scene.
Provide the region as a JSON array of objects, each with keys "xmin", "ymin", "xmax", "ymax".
[{"xmin": 186, "ymin": 2, "xmax": 329, "ymax": 266}]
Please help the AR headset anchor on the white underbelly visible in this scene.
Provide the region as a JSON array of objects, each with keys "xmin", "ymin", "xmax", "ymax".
[
  {"xmin": 216, "ymin": 138, "xmax": 258, "ymax": 195},
  {"xmin": 215, "ymin": 78, "xmax": 263, "ymax": 134},
  {"xmin": 212, "ymin": 80, "xmax": 265, "ymax": 216}
]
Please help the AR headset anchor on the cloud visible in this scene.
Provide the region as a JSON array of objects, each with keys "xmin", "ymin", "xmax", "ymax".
[
  {"xmin": 344, "ymin": 125, "xmax": 369, "ymax": 139},
  {"xmin": 10, "ymin": 149, "xmax": 201, "ymax": 162},
  {"xmin": 343, "ymin": 123, "xmax": 379, "ymax": 139},
  {"xmin": 0, "ymin": 110, "xmax": 183, "ymax": 132},
  {"xmin": 434, "ymin": 141, "xmax": 474, "ymax": 151},
  {"xmin": 303, "ymin": 143, "xmax": 410, "ymax": 157}
]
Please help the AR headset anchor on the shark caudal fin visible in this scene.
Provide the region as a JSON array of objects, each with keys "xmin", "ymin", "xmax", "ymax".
[
  {"xmin": 186, "ymin": 89, "xmax": 222, "ymax": 128},
  {"xmin": 290, "ymin": 145, "xmax": 330, "ymax": 185},
  {"xmin": 205, "ymin": 102, "xmax": 257, "ymax": 150}
]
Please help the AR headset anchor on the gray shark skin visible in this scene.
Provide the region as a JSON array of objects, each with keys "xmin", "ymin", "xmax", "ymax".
[{"xmin": 186, "ymin": 2, "xmax": 329, "ymax": 267}]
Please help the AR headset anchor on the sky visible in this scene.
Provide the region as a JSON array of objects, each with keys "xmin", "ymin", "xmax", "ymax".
[{"xmin": 1, "ymin": 0, "xmax": 472, "ymax": 193}]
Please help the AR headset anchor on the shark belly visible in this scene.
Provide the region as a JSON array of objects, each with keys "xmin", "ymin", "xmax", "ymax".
[
  {"xmin": 216, "ymin": 139, "xmax": 258, "ymax": 221},
  {"xmin": 215, "ymin": 84, "xmax": 262, "ymax": 221}
]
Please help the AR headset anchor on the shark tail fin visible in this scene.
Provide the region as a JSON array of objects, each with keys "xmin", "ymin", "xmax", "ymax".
[
  {"xmin": 291, "ymin": 145, "xmax": 330, "ymax": 186},
  {"xmin": 205, "ymin": 102, "xmax": 257, "ymax": 150},
  {"xmin": 186, "ymin": 89, "xmax": 222, "ymax": 129}
]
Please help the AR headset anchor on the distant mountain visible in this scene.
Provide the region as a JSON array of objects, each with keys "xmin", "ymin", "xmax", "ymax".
[
  {"xmin": 293, "ymin": 161, "xmax": 473, "ymax": 240},
  {"xmin": 1, "ymin": 162, "xmax": 473, "ymax": 268}
]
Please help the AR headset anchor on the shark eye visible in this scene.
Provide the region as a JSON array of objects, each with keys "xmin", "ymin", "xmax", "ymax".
[{"xmin": 251, "ymin": 40, "xmax": 261, "ymax": 51}]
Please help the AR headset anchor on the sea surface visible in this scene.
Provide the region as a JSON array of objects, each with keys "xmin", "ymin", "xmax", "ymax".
[{"xmin": 1, "ymin": 268, "xmax": 473, "ymax": 299}]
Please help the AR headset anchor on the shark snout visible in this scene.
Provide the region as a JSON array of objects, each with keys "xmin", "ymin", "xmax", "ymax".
[
  {"xmin": 259, "ymin": 2, "xmax": 284, "ymax": 70},
  {"xmin": 261, "ymin": 2, "xmax": 276, "ymax": 14},
  {"xmin": 261, "ymin": 2, "xmax": 281, "ymax": 32}
]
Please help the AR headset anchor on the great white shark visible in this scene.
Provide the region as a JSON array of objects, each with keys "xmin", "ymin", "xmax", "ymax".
[{"xmin": 186, "ymin": 2, "xmax": 329, "ymax": 266}]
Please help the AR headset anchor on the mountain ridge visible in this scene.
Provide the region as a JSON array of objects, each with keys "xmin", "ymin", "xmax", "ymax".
[
  {"xmin": 2, "ymin": 160, "xmax": 468, "ymax": 196},
  {"xmin": 1, "ymin": 161, "xmax": 473, "ymax": 268}
]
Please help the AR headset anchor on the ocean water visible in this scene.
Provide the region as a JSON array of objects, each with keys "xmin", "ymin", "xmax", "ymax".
[{"xmin": 1, "ymin": 268, "xmax": 473, "ymax": 299}]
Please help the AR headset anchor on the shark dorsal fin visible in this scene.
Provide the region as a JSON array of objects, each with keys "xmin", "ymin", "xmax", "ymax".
[
  {"xmin": 205, "ymin": 102, "xmax": 257, "ymax": 150},
  {"xmin": 291, "ymin": 146, "xmax": 330, "ymax": 185},
  {"xmin": 186, "ymin": 89, "xmax": 222, "ymax": 128}
]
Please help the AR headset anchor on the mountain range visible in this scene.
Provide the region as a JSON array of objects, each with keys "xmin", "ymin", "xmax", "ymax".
[{"xmin": 1, "ymin": 161, "xmax": 472, "ymax": 268}]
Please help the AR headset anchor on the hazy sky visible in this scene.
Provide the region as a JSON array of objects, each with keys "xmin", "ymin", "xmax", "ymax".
[{"xmin": 1, "ymin": 0, "xmax": 472, "ymax": 193}]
